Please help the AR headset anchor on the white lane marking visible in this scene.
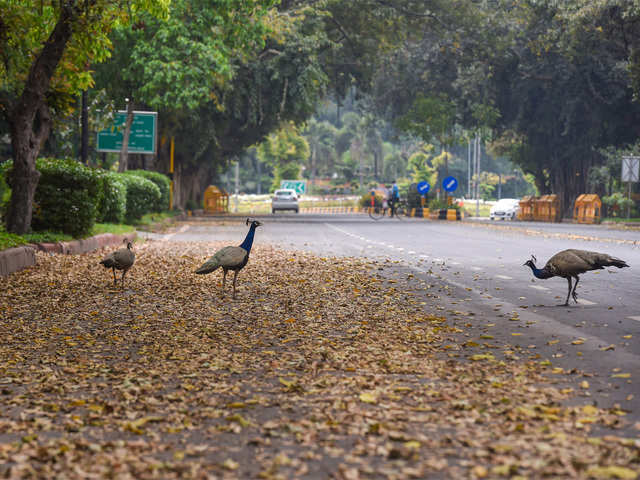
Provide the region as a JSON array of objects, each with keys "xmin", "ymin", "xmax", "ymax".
[
  {"xmin": 627, "ymin": 316, "xmax": 640, "ymax": 322},
  {"xmin": 496, "ymin": 275, "xmax": 513, "ymax": 280},
  {"xmin": 576, "ymin": 299, "xmax": 597, "ymax": 306},
  {"xmin": 471, "ymin": 267, "xmax": 482, "ymax": 271},
  {"xmin": 529, "ymin": 285, "xmax": 549, "ymax": 291}
]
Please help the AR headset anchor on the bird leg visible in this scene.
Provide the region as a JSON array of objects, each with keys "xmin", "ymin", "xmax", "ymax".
[
  {"xmin": 563, "ymin": 277, "xmax": 572, "ymax": 306},
  {"xmin": 571, "ymin": 276, "xmax": 580, "ymax": 303},
  {"xmin": 221, "ymin": 269, "xmax": 228, "ymax": 297},
  {"xmin": 112, "ymin": 267, "xmax": 117, "ymax": 286},
  {"xmin": 121, "ymin": 270, "xmax": 127, "ymax": 288},
  {"xmin": 232, "ymin": 270, "xmax": 239, "ymax": 299}
]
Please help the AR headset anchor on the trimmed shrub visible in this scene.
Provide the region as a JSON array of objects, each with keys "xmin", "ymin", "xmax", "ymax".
[
  {"xmin": 98, "ymin": 172, "xmax": 127, "ymax": 224},
  {"xmin": 29, "ymin": 158, "xmax": 103, "ymax": 237},
  {"xmin": 125, "ymin": 170, "xmax": 170, "ymax": 211},
  {"xmin": 120, "ymin": 174, "xmax": 161, "ymax": 223}
]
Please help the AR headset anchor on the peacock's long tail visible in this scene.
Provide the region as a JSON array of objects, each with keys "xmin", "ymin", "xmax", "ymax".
[{"xmin": 195, "ymin": 258, "xmax": 220, "ymax": 274}]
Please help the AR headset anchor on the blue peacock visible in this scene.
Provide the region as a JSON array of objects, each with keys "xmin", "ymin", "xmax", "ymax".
[
  {"xmin": 195, "ymin": 218, "xmax": 262, "ymax": 299},
  {"xmin": 524, "ymin": 249, "xmax": 628, "ymax": 306}
]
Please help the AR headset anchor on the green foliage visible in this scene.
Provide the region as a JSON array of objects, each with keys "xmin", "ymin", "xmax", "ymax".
[
  {"xmin": 257, "ymin": 124, "xmax": 310, "ymax": 191},
  {"xmin": 119, "ymin": 174, "xmax": 162, "ymax": 223},
  {"xmin": 0, "ymin": 0, "xmax": 170, "ymax": 117},
  {"xmin": 98, "ymin": 172, "xmax": 128, "ymax": 224},
  {"xmin": 21, "ymin": 158, "xmax": 103, "ymax": 237},
  {"xmin": 359, "ymin": 192, "xmax": 382, "ymax": 208},
  {"xmin": 396, "ymin": 94, "xmax": 457, "ymax": 145},
  {"xmin": 125, "ymin": 170, "xmax": 171, "ymax": 211},
  {"xmin": 602, "ymin": 192, "xmax": 635, "ymax": 217},
  {"xmin": 408, "ymin": 150, "xmax": 437, "ymax": 186}
]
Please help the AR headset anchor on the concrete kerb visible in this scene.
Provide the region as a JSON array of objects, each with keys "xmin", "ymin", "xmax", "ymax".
[{"xmin": 0, "ymin": 232, "xmax": 137, "ymax": 277}]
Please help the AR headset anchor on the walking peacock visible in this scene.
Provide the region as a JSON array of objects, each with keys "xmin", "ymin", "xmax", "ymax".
[
  {"xmin": 195, "ymin": 218, "xmax": 262, "ymax": 299},
  {"xmin": 100, "ymin": 240, "xmax": 135, "ymax": 287},
  {"xmin": 523, "ymin": 249, "xmax": 629, "ymax": 306}
]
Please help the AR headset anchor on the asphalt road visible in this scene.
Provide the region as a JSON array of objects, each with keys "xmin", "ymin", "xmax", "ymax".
[{"xmin": 143, "ymin": 213, "xmax": 640, "ymax": 429}]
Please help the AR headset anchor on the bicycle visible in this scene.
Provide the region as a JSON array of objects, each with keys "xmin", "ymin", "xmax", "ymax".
[{"xmin": 389, "ymin": 198, "xmax": 407, "ymax": 219}]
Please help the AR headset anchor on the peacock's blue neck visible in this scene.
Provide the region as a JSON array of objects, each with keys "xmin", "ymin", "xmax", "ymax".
[
  {"xmin": 239, "ymin": 224, "xmax": 257, "ymax": 253},
  {"xmin": 527, "ymin": 263, "xmax": 553, "ymax": 279}
]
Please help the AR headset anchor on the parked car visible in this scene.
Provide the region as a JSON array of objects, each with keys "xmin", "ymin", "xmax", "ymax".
[
  {"xmin": 271, "ymin": 189, "xmax": 299, "ymax": 213},
  {"xmin": 490, "ymin": 198, "xmax": 520, "ymax": 220}
]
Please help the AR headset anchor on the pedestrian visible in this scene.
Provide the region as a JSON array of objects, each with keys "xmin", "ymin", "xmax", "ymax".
[
  {"xmin": 382, "ymin": 185, "xmax": 389, "ymax": 216},
  {"xmin": 389, "ymin": 180, "xmax": 399, "ymax": 217}
]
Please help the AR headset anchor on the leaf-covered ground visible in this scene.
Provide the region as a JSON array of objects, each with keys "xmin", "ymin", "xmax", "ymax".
[{"xmin": 0, "ymin": 240, "xmax": 638, "ymax": 479}]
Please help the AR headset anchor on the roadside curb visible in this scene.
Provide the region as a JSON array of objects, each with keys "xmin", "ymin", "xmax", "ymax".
[{"xmin": 1, "ymin": 232, "xmax": 136, "ymax": 277}]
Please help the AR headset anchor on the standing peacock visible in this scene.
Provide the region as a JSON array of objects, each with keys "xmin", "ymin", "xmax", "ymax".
[
  {"xmin": 524, "ymin": 249, "xmax": 629, "ymax": 306},
  {"xmin": 195, "ymin": 218, "xmax": 262, "ymax": 299},
  {"xmin": 100, "ymin": 240, "xmax": 135, "ymax": 287}
]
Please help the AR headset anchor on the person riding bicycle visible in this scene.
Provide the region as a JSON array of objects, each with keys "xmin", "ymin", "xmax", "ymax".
[{"xmin": 389, "ymin": 181, "xmax": 400, "ymax": 217}]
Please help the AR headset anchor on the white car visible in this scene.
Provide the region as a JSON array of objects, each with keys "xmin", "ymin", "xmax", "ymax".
[
  {"xmin": 271, "ymin": 189, "xmax": 299, "ymax": 213},
  {"xmin": 490, "ymin": 198, "xmax": 520, "ymax": 220}
]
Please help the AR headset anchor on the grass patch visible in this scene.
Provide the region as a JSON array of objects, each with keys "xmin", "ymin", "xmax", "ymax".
[
  {"xmin": 602, "ymin": 217, "xmax": 640, "ymax": 223},
  {"xmin": 134, "ymin": 210, "xmax": 181, "ymax": 227},
  {"xmin": 91, "ymin": 223, "xmax": 136, "ymax": 236}
]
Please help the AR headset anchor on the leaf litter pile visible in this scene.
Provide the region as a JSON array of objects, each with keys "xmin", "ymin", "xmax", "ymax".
[{"xmin": 0, "ymin": 240, "xmax": 638, "ymax": 479}]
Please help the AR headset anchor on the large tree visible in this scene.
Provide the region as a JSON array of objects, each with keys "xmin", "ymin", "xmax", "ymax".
[{"xmin": 0, "ymin": 0, "xmax": 169, "ymax": 234}]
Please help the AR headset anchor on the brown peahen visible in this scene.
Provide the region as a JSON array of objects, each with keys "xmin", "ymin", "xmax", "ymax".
[
  {"xmin": 100, "ymin": 240, "xmax": 135, "ymax": 287},
  {"xmin": 195, "ymin": 218, "xmax": 262, "ymax": 299},
  {"xmin": 524, "ymin": 249, "xmax": 629, "ymax": 306}
]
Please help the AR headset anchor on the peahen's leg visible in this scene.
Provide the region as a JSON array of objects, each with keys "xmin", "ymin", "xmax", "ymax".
[
  {"xmin": 221, "ymin": 269, "xmax": 228, "ymax": 296},
  {"xmin": 112, "ymin": 267, "xmax": 117, "ymax": 285},
  {"xmin": 563, "ymin": 277, "xmax": 572, "ymax": 306},
  {"xmin": 121, "ymin": 269, "xmax": 127, "ymax": 288},
  {"xmin": 571, "ymin": 275, "xmax": 580, "ymax": 303},
  {"xmin": 232, "ymin": 270, "xmax": 239, "ymax": 299}
]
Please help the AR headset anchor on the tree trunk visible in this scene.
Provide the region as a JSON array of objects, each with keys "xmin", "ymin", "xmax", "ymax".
[
  {"xmin": 118, "ymin": 100, "xmax": 135, "ymax": 172},
  {"xmin": 5, "ymin": 4, "xmax": 78, "ymax": 234},
  {"xmin": 80, "ymin": 89, "xmax": 89, "ymax": 164}
]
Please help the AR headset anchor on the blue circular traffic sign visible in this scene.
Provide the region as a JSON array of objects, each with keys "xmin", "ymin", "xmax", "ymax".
[
  {"xmin": 416, "ymin": 181, "xmax": 430, "ymax": 195},
  {"xmin": 442, "ymin": 176, "xmax": 458, "ymax": 192}
]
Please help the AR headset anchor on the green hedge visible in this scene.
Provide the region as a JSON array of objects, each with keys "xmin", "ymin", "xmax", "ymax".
[
  {"xmin": 31, "ymin": 158, "xmax": 102, "ymax": 237},
  {"xmin": 120, "ymin": 174, "xmax": 162, "ymax": 223},
  {"xmin": 125, "ymin": 170, "xmax": 170, "ymax": 211},
  {"xmin": 98, "ymin": 172, "xmax": 127, "ymax": 224},
  {"xmin": 1, "ymin": 159, "xmax": 169, "ymax": 232}
]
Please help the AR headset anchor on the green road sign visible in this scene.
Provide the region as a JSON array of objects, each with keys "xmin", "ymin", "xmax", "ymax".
[
  {"xmin": 97, "ymin": 111, "xmax": 157, "ymax": 154},
  {"xmin": 280, "ymin": 180, "xmax": 306, "ymax": 194}
]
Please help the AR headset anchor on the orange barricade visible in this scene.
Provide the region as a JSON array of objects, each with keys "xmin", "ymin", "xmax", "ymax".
[
  {"xmin": 573, "ymin": 194, "xmax": 601, "ymax": 224},
  {"xmin": 203, "ymin": 185, "xmax": 229, "ymax": 213}
]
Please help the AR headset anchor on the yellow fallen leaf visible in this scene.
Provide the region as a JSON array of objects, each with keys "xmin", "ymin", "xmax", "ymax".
[
  {"xmin": 600, "ymin": 344, "xmax": 615, "ymax": 351},
  {"xmin": 404, "ymin": 440, "xmax": 421, "ymax": 449},
  {"xmin": 585, "ymin": 466, "xmax": 637, "ymax": 479},
  {"xmin": 359, "ymin": 392, "xmax": 378, "ymax": 404},
  {"xmin": 612, "ymin": 373, "xmax": 631, "ymax": 379},
  {"xmin": 547, "ymin": 339, "xmax": 559, "ymax": 345},
  {"xmin": 222, "ymin": 458, "xmax": 239, "ymax": 471},
  {"xmin": 572, "ymin": 339, "xmax": 585, "ymax": 345},
  {"xmin": 580, "ymin": 381, "xmax": 590, "ymax": 389},
  {"xmin": 470, "ymin": 354, "xmax": 494, "ymax": 361},
  {"xmin": 582, "ymin": 405, "xmax": 598, "ymax": 415}
]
